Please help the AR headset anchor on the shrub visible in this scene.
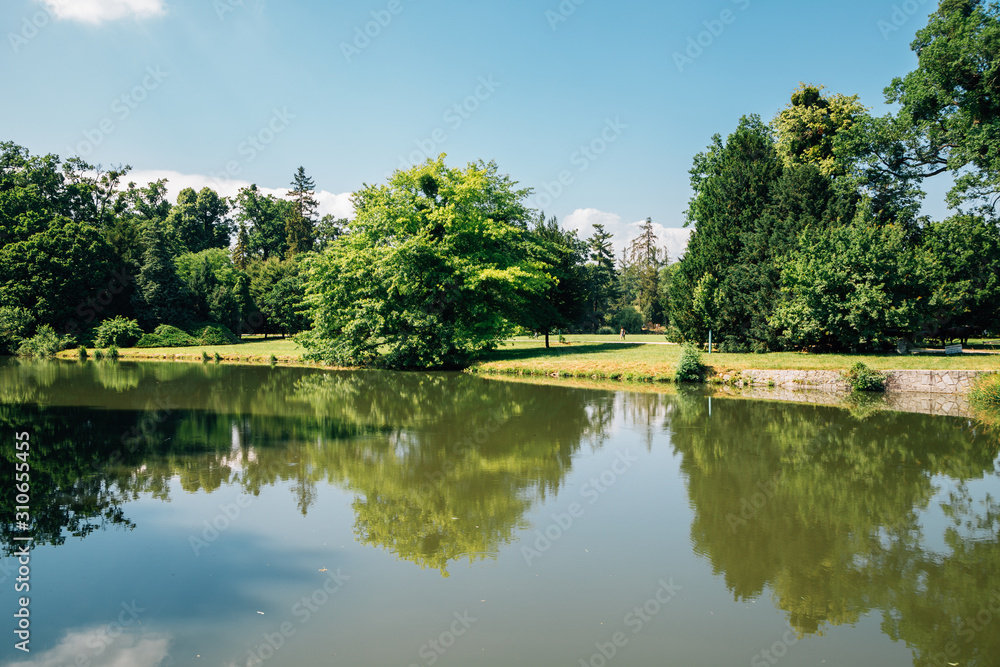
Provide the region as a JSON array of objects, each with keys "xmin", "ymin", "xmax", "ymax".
[
  {"xmin": 214, "ymin": 352, "xmax": 222, "ymax": 363},
  {"xmin": 153, "ymin": 325, "xmax": 199, "ymax": 347},
  {"xmin": 198, "ymin": 324, "xmax": 239, "ymax": 346},
  {"xmin": 93, "ymin": 348, "xmax": 104, "ymax": 360},
  {"xmin": 597, "ymin": 326, "xmax": 616, "ymax": 336},
  {"xmin": 269, "ymin": 354, "xmax": 278, "ymax": 365},
  {"xmin": 78, "ymin": 345, "xmax": 88, "ymax": 360},
  {"xmin": 844, "ymin": 362, "xmax": 886, "ymax": 392},
  {"xmin": 675, "ymin": 343, "xmax": 705, "ymax": 383},
  {"xmin": 106, "ymin": 345, "xmax": 120, "ymax": 360},
  {"xmin": 94, "ymin": 316, "xmax": 143, "ymax": 348},
  {"xmin": 970, "ymin": 373, "xmax": 1000, "ymax": 408},
  {"xmin": 0, "ymin": 306, "xmax": 35, "ymax": 355},
  {"xmin": 202, "ymin": 350, "xmax": 210, "ymax": 362},
  {"xmin": 135, "ymin": 334, "xmax": 163, "ymax": 348},
  {"xmin": 17, "ymin": 325, "xmax": 72, "ymax": 358}
]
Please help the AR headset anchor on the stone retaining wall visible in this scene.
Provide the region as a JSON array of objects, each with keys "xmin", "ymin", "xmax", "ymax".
[
  {"xmin": 713, "ymin": 385, "xmax": 973, "ymax": 418},
  {"xmin": 723, "ymin": 369, "xmax": 994, "ymax": 395}
]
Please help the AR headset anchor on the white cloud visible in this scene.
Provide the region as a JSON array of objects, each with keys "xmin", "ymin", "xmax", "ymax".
[
  {"xmin": 38, "ymin": 0, "xmax": 166, "ymax": 24},
  {"xmin": 125, "ymin": 169, "xmax": 355, "ymax": 220},
  {"xmin": 7, "ymin": 629, "xmax": 169, "ymax": 667},
  {"xmin": 562, "ymin": 208, "xmax": 691, "ymax": 261}
]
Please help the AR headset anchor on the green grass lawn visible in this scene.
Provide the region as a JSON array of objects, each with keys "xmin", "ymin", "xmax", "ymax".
[
  {"xmin": 59, "ymin": 337, "xmax": 308, "ymax": 364},
  {"xmin": 472, "ymin": 339, "xmax": 1000, "ymax": 381}
]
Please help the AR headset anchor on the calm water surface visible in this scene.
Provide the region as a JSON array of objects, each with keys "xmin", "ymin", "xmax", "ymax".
[{"xmin": 1, "ymin": 359, "xmax": 998, "ymax": 666}]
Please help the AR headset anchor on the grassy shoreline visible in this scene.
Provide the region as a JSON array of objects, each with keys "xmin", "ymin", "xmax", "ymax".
[
  {"xmin": 470, "ymin": 339, "xmax": 1000, "ymax": 383},
  {"xmin": 54, "ymin": 336, "xmax": 1000, "ymax": 382}
]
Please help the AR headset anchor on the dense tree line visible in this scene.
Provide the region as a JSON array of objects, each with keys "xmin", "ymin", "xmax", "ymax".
[
  {"xmin": 0, "ymin": 143, "xmax": 343, "ymax": 352},
  {"xmin": 670, "ymin": 0, "xmax": 1000, "ymax": 352}
]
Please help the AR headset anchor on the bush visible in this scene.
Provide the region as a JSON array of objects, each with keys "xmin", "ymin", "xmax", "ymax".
[
  {"xmin": 844, "ymin": 362, "xmax": 886, "ymax": 392},
  {"xmin": 155, "ymin": 325, "xmax": 199, "ymax": 347},
  {"xmin": 197, "ymin": 324, "xmax": 239, "ymax": 346},
  {"xmin": 597, "ymin": 326, "xmax": 616, "ymax": 336},
  {"xmin": 0, "ymin": 306, "xmax": 35, "ymax": 355},
  {"xmin": 17, "ymin": 325, "xmax": 72, "ymax": 358},
  {"xmin": 675, "ymin": 343, "xmax": 705, "ymax": 383},
  {"xmin": 135, "ymin": 334, "xmax": 163, "ymax": 348},
  {"xmin": 94, "ymin": 316, "xmax": 143, "ymax": 348},
  {"xmin": 970, "ymin": 373, "xmax": 1000, "ymax": 408},
  {"xmin": 78, "ymin": 345, "xmax": 88, "ymax": 360},
  {"xmin": 106, "ymin": 345, "xmax": 120, "ymax": 360}
]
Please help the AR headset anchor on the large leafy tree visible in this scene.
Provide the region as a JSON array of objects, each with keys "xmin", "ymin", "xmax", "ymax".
[
  {"xmin": 164, "ymin": 187, "xmax": 232, "ymax": 254},
  {"xmin": 772, "ymin": 83, "xmax": 867, "ymax": 177},
  {"xmin": 918, "ymin": 214, "xmax": 1000, "ymax": 337},
  {"xmin": 232, "ymin": 184, "xmax": 292, "ymax": 260},
  {"xmin": 519, "ymin": 213, "xmax": 588, "ymax": 347},
  {"xmin": 300, "ymin": 156, "xmax": 551, "ymax": 369},
  {"xmin": 885, "ymin": 0, "xmax": 1000, "ymax": 213},
  {"xmin": 771, "ymin": 214, "xmax": 929, "ymax": 351}
]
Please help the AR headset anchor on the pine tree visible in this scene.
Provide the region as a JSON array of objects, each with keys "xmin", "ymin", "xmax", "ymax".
[
  {"xmin": 285, "ymin": 166, "xmax": 317, "ymax": 257},
  {"xmin": 232, "ymin": 221, "xmax": 251, "ymax": 270},
  {"xmin": 133, "ymin": 223, "xmax": 193, "ymax": 327}
]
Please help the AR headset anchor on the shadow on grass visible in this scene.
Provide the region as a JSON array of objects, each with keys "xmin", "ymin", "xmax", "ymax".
[{"xmin": 477, "ymin": 343, "xmax": 643, "ymax": 362}]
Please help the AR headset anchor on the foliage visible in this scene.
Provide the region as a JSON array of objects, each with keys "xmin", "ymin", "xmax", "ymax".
[
  {"xmin": 844, "ymin": 362, "xmax": 887, "ymax": 392},
  {"xmin": 518, "ymin": 213, "xmax": 588, "ymax": 346},
  {"xmin": 133, "ymin": 222, "xmax": 194, "ymax": 328},
  {"xmin": 772, "ymin": 216, "xmax": 927, "ymax": 351},
  {"xmin": 300, "ymin": 156, "xmax": 551, "ymax": 369},
  {"xmin": 970, "ymin": 373, "xmax": 1000, "ymax": 408},
  {"xmin": 77, "ymin": 345, "xmax": 87, "ymax": 359},
  {"xmin": 16, "ymin": 324, "xmax": 71, "ymax": 358},
  {"xmin": 93, "ymin": 316, "xmax": 143, "ymax": 348},
  {"xmin": 163, "ymin": 187, "xmax": 232, "ymax": 254},
  {"xmin": 232, "ymin": 184, "xmax": 293, "ymax": 261},
  {"xmin": 597, "ymin": 326, "xmax": 616, "ymax": 335},
  {"xmin": 106, "ymin": 345, "xmax": 120, "ymax": 360},
  {"xmin": 285, "ymin": 166, "xmax": 318, "ymax": 257},
  {"xmin": 0, "ymin": 306, "xmax": 35, "ymax": 355},
  {"xmin": 197, "ymin": 324, "xmax": 239, "ymax": 346},
  {"xmin": 135, "ymin": 324, "xmax": 199, "ymax": 348},
  {"xmin": 614, "ymin": 308, "xmax": 644, "ymax": 334},
  {"xmin": 675, "ymin": 343, "xmax": 705, "ymax": 382},
  {"xmin": 772, "ymin": 83, "xmax": 867, "ymax": 176},
  {"xmin": 884, "ymin": 0, "xmax": 1000, "ymax": 212}
]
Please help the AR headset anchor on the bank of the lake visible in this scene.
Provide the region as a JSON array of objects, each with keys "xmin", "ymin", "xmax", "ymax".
[
  {"xmin": 54, "ymin": 336, "xmax": 1000, "ymax": 393},
  {"xmin": 469, "ymin": 339, "xmax": 1000, "ymax": 389}
]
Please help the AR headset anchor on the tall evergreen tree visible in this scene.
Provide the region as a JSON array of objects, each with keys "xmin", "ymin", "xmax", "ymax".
[
  {"xmin": 133, "ymin": 223, "xmax": 193, "ymax": 328},
  {"xmin": 285, "ymin": 166, "xmax": 317, "ymax": 256}
]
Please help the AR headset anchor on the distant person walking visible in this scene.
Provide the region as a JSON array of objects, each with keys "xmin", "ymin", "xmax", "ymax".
[{"xmin": 620, "ymin": 327, "xmax": 626, "ymax": 340}]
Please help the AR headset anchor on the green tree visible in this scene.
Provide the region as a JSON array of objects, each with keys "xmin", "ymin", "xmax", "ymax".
[
  {"xmin": 771, "ymin": 214, "xmax": 928, "ymax": 351},
  {"xmin": 300, "ymin": 156, "xmax": 551, "ymax": 369},
  {"xmin": 233, "ymin": 184, "xmax": 292, "ymax": 260},
  {"xmin": 585, "ymin": 223, "xmax": 618, "ymax": 329},
  {"xmin": 669, "ymin": 115, "xmax": 783, "ymax": 349},
  {"xmin": 918, "ymin": 214, "xmax": 1000, "ymax": 338},
  {"xmin": 132, "ymin": 223, "xmax": 194, "ymax": 328},
  {"xmin": 519, "ymin": 213, "xmax": 588, "ymax": 347},
  {"xmin": 883, "ymin": 0, "xmax": 1000, "ymax": 212},
  {"xmin": 285, "ymin": 166, "xmax": 318, "ymax": 257},
  {"xmin": 772, "ymin": 83, "xmax": 867, "ymax": 177},
  {"xmin": 164, "ymin": 187, "xmax": 232, "ymax": 253}
]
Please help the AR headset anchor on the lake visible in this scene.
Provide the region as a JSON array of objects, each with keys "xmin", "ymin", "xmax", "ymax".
[{"xmin": 1, "ymin": 359, "xmax": 998, "ymax": 666}]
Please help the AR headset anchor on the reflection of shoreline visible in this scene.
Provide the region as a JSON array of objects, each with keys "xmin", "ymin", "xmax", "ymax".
[{"xmin": 479, "ymin": 373, "xmax": 983, "ymax": 419}]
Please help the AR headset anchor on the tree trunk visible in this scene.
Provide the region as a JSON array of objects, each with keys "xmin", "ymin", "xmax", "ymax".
[{"xmin": 545, "ymin": 332, "xmax": 550, "ymax": 349}]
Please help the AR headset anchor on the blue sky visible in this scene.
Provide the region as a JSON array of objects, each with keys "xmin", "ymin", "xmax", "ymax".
[{"xmin": 1, "ymin": 0, "xmax": 946, "ymax": 257}]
